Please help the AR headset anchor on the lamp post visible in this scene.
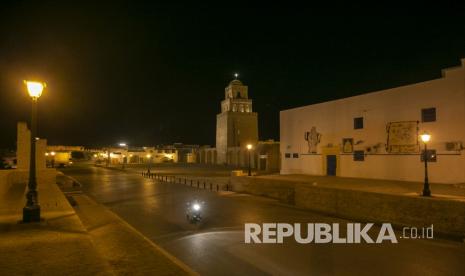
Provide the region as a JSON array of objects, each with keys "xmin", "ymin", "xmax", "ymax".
[
  {"xmin": 247, "ymin": 144, "xmax": 252, "ymax": 176},
  {"xmin": 23, "ymin": 80, "xmax": 45, "ymax": 223},
  {"xmin": 420, "ymin": 132, "xmax": 431, "ymax": 197},
  {"xmin": 146, "ymin": 154, "xmax": 151, "ymax": 174},
  {"xmin": 50, "ymin": 151, "xmax": 55, "ymax": 168},
  {"xmin": 119, "ymin": 143, "xmax": 127, "ymax": 169}
]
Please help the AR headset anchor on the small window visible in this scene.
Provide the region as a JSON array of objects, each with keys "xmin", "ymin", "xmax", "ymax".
[
  {"xmin": 421, "ymin": 108, "xmax": 436, "ymax": 122},
  {"xmin": 353, "ymin": 150, "xmax": 365, "ymax": 161},
  {"xmin": 420, "ymin": 149, "xmax": 437, "ymax": 162},
  {"xmin": 292, "ymin": 153, "xmax": 299, "ymax": 158},
  {"xmin": 354, "ymin": 117, "xmax": 364, "ymax": 129},
  {"xmin": 285, "ymin": 153, "xmax": 291, "ymax": 158}
]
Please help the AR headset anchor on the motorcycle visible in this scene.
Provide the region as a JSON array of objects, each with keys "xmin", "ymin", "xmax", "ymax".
[{"xmin": 186, "ymin": 201, "xmax": 203, "ymax": 223}]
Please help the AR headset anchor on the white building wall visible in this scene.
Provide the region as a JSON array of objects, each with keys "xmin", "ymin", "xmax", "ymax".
[{"xmin": 280, "ymin": 59, "xmax": 465, "ymax": 184}]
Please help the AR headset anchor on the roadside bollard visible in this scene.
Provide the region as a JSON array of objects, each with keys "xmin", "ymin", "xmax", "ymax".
[
  {"xmin": 203, "ymin": 182, "xmax": 206, "ymax": 189},
  {"xmin": 210, "ymin": 183, "xmax": 212, "ymax": 190},
  {"xmin": 226, "ymin": 184, "xmax": 229, "ymax": 191},
  {"xmin": 216, "ymin": 184, "xmax": 219, "ymax": 192}
]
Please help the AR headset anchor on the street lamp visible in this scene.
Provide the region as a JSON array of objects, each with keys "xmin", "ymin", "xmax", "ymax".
[
  {"xmin": 420, "ymin": 132, "xmax": 431, "ymax": 197},
  {"xmin": 146, "ymin": 154, "xmax": 151, "ymax": 174},
  {"xmin": 247, "ymin": 144, "xmax": 252, "ymax": 176},
  {"xmin": 50, "ymin": 151, "xmax": 55, "ymax": 168},
  {"xmin": 119, "ymin": 143, "xmax": 128, "ymax": 169},
  {"xmin": 23, "ymin": 80, "xmax": 45, "ymax": 223}
]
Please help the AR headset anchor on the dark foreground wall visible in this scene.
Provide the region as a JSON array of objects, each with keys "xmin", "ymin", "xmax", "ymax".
[{"xmin": 231, "ymin": 176, "xmax": 465, "ymax": 238}]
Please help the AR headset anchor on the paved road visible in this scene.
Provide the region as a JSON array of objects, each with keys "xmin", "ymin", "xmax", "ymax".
[{"xmin": 62, "ymin": 165, "xmax": 465, "ymax": 276}]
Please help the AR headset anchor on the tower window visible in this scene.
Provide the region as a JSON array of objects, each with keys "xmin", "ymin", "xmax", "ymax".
[
  {"xmin": 236, "ymin": 91, "xmax": 241, "ymax": 98},
  {"xmin": 354, "ymin": 117, "xmax": 364, "ymax": 129},
  {"xmin": 421, "ymin": 108, "xmax": 436, "ymax": 122}
]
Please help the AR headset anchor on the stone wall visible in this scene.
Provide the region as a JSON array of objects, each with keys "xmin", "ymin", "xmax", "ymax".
[
  {"xmin": 230, "ymin": 176, "xmax": 465, "ymax": 237},
  {"xmin": 16, "ymin": 122, "xmax": 46, "ymax": 170}
]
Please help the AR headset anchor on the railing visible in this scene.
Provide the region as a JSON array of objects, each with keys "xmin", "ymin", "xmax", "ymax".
[{"xmin": 141, "ymin": 171, "xmax": 230, "ymax": 192}]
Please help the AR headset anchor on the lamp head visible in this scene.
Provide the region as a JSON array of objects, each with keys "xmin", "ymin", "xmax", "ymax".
[
  {"xmin": 420, "ymin": 132, "xmax": 431, "ymax": 143},
  {"xmin": 24, "ymin": 81, "xmax": 45, "ymax": 99}
]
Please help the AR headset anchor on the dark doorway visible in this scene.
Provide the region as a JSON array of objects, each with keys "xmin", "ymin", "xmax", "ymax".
[
  {"xmin": 326, "ymin": 155, "xmax": 337, "ymax": 176},
  {"xmin": 259, "ymin": 158, "xmax": 267, "ymax": 171}
]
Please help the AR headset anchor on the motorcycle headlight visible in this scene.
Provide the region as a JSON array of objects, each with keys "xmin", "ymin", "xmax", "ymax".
[{"xmin": 193, "ymin": 204, "xmax": 200, "ymax": 211}]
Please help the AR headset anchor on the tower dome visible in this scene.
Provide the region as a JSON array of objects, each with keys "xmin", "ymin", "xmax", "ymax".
[{"xmin": 229, "ymin": 79, "xmax": 243, "ymax": 86}]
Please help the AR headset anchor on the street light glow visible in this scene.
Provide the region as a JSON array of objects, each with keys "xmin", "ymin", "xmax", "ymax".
[
  {"xmin": 146, "ymin": 154, "xmax": 151, "ymax": 158},
  {"xmin": 50, "ymin": 151, "xmax": 56, "ymax": 156},
  {"xmin": 420, "ymin": 132, "xmax": 431, "ymax": 143},
  {"xmin": 247, "ymin": 144, "xmax": 252, "ymax": 150},
  {"xmin": 24, "ymin": 81, "xmax": 45, "ymax": 99},
  {"xmin": 119, "ymin": 143, "xmax": 127, "ymax": 147}
]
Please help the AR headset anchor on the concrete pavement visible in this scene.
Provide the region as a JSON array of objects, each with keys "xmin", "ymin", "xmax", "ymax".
[
  {"xmin": 0, "ymin": 169, "xmax": 196, "ymax": 275},
  {"xmin": 0, "ymin": 169, "xmax": 112, "ymax": 275}
]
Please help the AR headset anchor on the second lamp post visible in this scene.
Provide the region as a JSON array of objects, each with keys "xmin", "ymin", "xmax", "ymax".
[
  {"xmin": 420, "ymin": 132, "xmax": 431, "ymax": 197},
  {"xmin": 247, "ymin": 144, "xmax": 253, "ymax": 176}
]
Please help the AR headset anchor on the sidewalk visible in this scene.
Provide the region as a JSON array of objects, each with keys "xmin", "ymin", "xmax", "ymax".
[
  {"xmin": 257, "ymin": 174, "xmax": 465, "ymax": 200},
  {"xmin": 0, "ymin": 169, "xmax": 112, "ymax": 275},
  {"xmin": 0, "ymin": 170, "xmax": 196, "ymax": 275}
]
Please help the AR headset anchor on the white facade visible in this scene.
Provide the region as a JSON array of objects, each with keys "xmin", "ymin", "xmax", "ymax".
[{"xmin": 280, "ymin": 59, "xmax": 465, "ymax": 184}]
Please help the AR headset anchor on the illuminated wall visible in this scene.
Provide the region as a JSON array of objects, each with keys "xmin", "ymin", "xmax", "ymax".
[{"xmin": 280, "ymin": 58, "xmax": 465, "ymax": 184}]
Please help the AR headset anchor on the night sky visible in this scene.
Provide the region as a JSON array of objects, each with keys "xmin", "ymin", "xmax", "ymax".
[{"xmin": 1, "ymin": 2, "xmax": 465, "ymax": 148}]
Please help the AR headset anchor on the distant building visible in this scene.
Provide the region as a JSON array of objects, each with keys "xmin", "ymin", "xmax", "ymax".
[
  {"xmin": 280, "ymin": 58, "xmax": 465, "ymax": 184},
  {"xmin": 216, "ymin": 79, "xmax": 258, "ymax": 164},
  {"xmin": 199, "ymin": 78, "xmax": 280, "ymax": 172}
]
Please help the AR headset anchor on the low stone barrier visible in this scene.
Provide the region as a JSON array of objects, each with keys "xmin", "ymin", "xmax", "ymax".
[
  {"xmin": 231, "ymin": 176, "xmax": 295, "ymax": 204},
  {"xmin": 295, "ymin": 184, "xmax": 465, "ymax": 237},
  {"xmin": 230, "ymin": 176, "xmax": 465, "ymax": 237}
]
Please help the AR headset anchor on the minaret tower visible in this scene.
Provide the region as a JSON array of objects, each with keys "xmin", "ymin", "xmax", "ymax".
[{"xmin": 216, "ymin": 74, "xmax": 258, "ymax": 164}]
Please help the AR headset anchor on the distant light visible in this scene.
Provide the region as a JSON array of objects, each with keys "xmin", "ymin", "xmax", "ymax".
[
  {"xmin": 50, "ymin": 151, "xmax": 56, "ymax": 156},
  {"xmin": 24, "ymin": 81, "xmax": 45, "ymax": 99},
  {"xmin": 193, "ymin": 204, "xmax": 200, "ymax": 211},
  {"xmin": 247, "ymin": 144, "xmax": 252, "ymax": 150},
  {"xmin": 45, "ymin": 153, "xmax": 49, "ymax": 156},
  {"xmin": 234, "ymin": 73, "xmax": 239, "ymax": 79},
  {"xmin": 93, "ymin": 154, "xmax": 97, "ymax": 158},
  {"xmin": 119, "ymin": 143, "xmax": 127, "ymax": 147},
  {"xmin": 420, "ymin": 132, "xmax": 431, "ymax": 143},
  {"xmin": 146, "ymin": 154, "xmax": 151, "ymax": 158}
]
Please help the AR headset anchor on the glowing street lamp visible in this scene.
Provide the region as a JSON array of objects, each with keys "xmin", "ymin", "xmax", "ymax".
[
  {"xmin": 23, "ymin": 80, "xmax": 46, "ymax": 223},
  {"xmin": 146, "ymin": 154, "xmax": 152, "ymax": 174},
  {"xmin": 420, "ymin": 132, "xmax": 431, "ymax": 197},
  {"xmin": 50, "ymin": 151, "xmax": 56, "ymax": 168},
  {"xmin": 247, "ymin": 144, "xmax": 253, "ymax": 176}
]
